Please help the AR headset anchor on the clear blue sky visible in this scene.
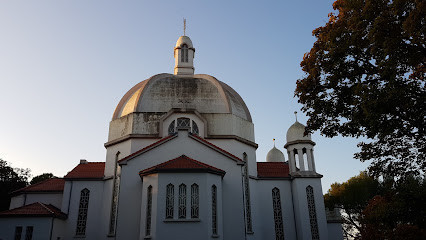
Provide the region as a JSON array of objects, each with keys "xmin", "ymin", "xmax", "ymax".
[{"xmin": 0, "ymin": 0, "xmax": 368, "ymax": 192}]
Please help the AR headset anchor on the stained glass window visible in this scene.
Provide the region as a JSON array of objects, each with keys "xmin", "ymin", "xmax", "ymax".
[
  {"xmin": 177, "ymin": 118, "xmax": 190, "ymax": 129},
  {"xmin": 191, "ymin": 184, "xmax": 199, "ymax": 218},
  {"xmin": 168, "ymin": 120, "xmax": 175, "ymax": 135},
  {"xmin": 166, "ymin": 184, "xmax": 174, "ymax": 219},
  {"xmin": 145, "ymin": 186, "xmax": 153, "ymax": 236},
  {"xmin": 192, "ymin": 121, "xmax": 199, "ymax": 135},
  {"xmin": 272, "ymin": 188, "xmax": 285, "ymax": 240},
  {"xmin": 306, "ymin": 186, "xmax": 320, "ymax": 240},
  {"xmin": 179, "ymin": 184, "xmax": 187, "ymax": 219},
  {"xmin": 212, "ymin": 185, "xmax": 218, "ymax": 235},
  {"xmin": 76, "ymin": 188, "xmax": 90, "ymax": 236}
]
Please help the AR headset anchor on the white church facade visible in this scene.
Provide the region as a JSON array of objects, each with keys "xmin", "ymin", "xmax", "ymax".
[{"xmin": 0, "ymin": 35, "xmax": 343, "ymax": 240}]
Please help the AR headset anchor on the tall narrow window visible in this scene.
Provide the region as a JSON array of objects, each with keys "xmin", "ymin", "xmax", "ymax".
[
  {"xmin": 294, "ymin": 149, "xmax": 300, "ymax": 170},
  {"xmin": 272, "ymin": 188, "xmax": 285, "ymax": 240},
  {"xmin": 191, "ymin": 183, "xmax": 199, "ymax": 218},
  {"xmin": 166, "ymin": 184, "xmax": 174, "ymax": 219},
  {"xmin": 303, "ymin": 148, "xmax": 308, "ymax": 171},
  {"xmin": 14, "ymin": 226, "xmax": 22, "ymax": 240},
  {"xmin": 306, "ymin": 186, "xmax": 320, "ymax": 240},
  {"xmin": 181, "ymin": 44, "xmax": 188, "ymax": 62},
  {"xmin": 24, "ymin": 226, "xmax": 33, "ymax": 240},
  {"xmin": 145, "ymin": 186, "xmax": 153, "ymax": 236},
  {"xmin": 76, "ymin": 188, "xmax": 90, "ymax": 236},
  {"xmin": 179, "ymin": 184, "xmax": 187, "ymax": 219},
  {"xmin": 192, "ymin": 120, "xmax": 199, "ymax": 135},
  {"xmin": 168, "ymin": 120, "xmax": 175, "ymax": 135},
  {"xmin": 211, "ymin": 185, "xmax": 218, "ymax": 235},
  {"xmin": 109, "ymin": 152, "xmax": 121, "ymax": 235},
  {"xmin": 243, "ymin": 153, "xmax": 253, "ymax": 232}
]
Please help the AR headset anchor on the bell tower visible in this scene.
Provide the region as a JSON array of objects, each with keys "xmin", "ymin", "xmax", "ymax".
[{"xmin": 174, "ymin": 35, "xmax": 195, "ymax": 76}]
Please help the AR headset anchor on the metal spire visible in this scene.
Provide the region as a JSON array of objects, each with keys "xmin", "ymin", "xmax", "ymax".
[
  {"xmin": 294, "ymin": 111, "xmax": 298, "ymax": 122},
  {"xmin": 183, "ymin": 18, "xmax": 186, "ymax": 36}
]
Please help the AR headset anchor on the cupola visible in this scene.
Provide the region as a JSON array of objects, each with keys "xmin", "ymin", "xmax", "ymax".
[
  {"xmin": 174, "ymin": 35, "xmax": 195, "ymax": 75},
  {"xmin": 266, "ymin": 146, "xmax": 285, "ymax": 162}
]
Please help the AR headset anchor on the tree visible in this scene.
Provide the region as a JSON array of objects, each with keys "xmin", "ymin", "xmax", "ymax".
[
  {"xmin": 296, "ymin": 0, "xmax": 425, "ymax": 178},
  {"xmin": 0, "ymin": 159, "xmax": 30, "ymax": 211},
  {"xmin": 30, "ymin": 173, "xmax": 56, "ymax": 185},
  {"xmin": 324, "ymin": 172, "xmax": 380, "ymax": 239}
]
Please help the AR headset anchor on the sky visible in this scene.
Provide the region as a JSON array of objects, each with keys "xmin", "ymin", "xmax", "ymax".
[{"xmin": 0, "ymin": 0, "xmax": 368, "ymax": 193}]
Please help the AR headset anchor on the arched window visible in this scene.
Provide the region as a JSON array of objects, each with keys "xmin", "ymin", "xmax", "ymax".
[
  {"xmin": 177, "ymin": 117, "xmax": 190, "ymax": 129},
  {"xmin": 211, "ymin": 185, "xmax": 218, "ymax": 235},
  {"xmin": 306, "ymin": 186, "xmax": 320, "ymax": 240},
  {"xmin": 192, "ymin": 120, "xmax": 199, "ymax": 135},
  {"xmin": 294, "ymin": 149, "xmax": 300, "ymax": 170},
  {"xmin": 76, "ymin": 188, "xmax": 90, "ymax": 236},
  {"xmin": 191, "ymin": 184, "xmax": 199, "ymax": 218},
  {"xmin": 303, "ymin": 148, "xmax": 308, "ymax": 171},
  {"xmin": 272, "ymin": 188, "xmax": 285, "ymax": 240},
  {"xmin": 181, "ymin": 44, "xmax": 188, "ymax": 62},
  {"xmin": 145, "ymin": 186, "xmax": 153, "ymax": 236},
  {"xmin": 168, "ymin": 120, "xmax": 175, "ymax": 135},
  {"xmin": 166, "ymin": 184, "xmax": 174, "ymax": 219},
  {"xmin": 178, "ymin": 184, "xmax": 187, "ymax": 219}
]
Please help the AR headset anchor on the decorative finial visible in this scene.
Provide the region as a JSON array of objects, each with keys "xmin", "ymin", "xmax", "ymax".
[
  {"xmin": 273, "ymin": 138, "xmax": 276, "ymax": 147},
  {"xmin": 183, "ymin": 18, "xmax": 186, "ymax": 36},
  {"xmin": 294, "ymin": 111, "xmax": 298, "ymax": 122}
]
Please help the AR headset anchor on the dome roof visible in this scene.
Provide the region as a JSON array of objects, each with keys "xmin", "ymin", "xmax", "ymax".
[
  {"xmin": 175, "ymin": 36, "xmax": 193, "ymax": 48},
  {"xmin": 112, "ymin": 73, "xmax": 252, "ymax": 121},
  {"xmin": 286, "ymin": 121, "xmax": 311, "ymax": 142},
  {"xmin": 266, "ymin": 146, "xmax": 285, "ymax": 162}
]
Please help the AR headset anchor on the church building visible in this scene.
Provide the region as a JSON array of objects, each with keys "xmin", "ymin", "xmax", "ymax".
[{"xmin": 0, "ymin": 34, "xmax": 343, "ymax": 240}]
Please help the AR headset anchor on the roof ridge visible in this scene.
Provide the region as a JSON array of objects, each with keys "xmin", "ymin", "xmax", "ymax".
[
  {"xmin": 12, "ymin": 177, "xmax": 62, "ymax": 194},
  {"xmin": 38, "ymin": 202, "xmax": 55, "ymax": 215},
  {"xmin": 188, "ymin": 133, "xmax": 243, "ymax": 162}
]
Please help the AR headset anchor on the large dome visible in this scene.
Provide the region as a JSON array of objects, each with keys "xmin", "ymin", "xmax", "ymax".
[{"xmin": 112, "ymin": 73, "xmax": 252, "ymax": 122}]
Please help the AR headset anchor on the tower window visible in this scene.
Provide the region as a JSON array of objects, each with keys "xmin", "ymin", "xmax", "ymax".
[
  {"xmin": 306, "ymin": 186, "xmax": 320, "ymax": 240},
  {"xmin": 166, "ymin": 184, "xmax": 174, "ymax": 219},
  {"xmin": 191, "ymin": 184, "xmax": 199, "ymax": 218},
  {"xmin": 76, "ymin": 188, "xmax": 90, "ymax": 236},
  {"xmin": 145, "ymin": 186, "xmax": 153, "ymax": 236},
  {"xmin": 272, "ymin": 188, "xmax": 285, "ymax": 240},
  {"xmin": 181, "ymin": 44, "xmax": 189, "ymax": 62},
  {"xmin": 178, "ymin": 184, "xmax": 187, "ymax": 219}
]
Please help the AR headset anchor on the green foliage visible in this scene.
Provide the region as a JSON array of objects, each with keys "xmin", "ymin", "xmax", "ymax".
[
  {"xmin": 0, "ymin": 159, "xmax": 30, "ymax": 211},
  {"xmin": 296, "ymin": 0, "xmax": 425, "ymax": 178},
  {"xmin": 30, "ymin": 173, "xmax": 55, "ymax": 185}
]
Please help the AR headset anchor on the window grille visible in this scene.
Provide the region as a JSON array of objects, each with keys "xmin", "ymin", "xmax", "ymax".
[
  {"xmin": 306, "ymin": 186, "xmax": 320, "ymax": 240},
  {"xmin": 181, "ymin": 44, "xmax": 188, "ymax": 62},
  {"xmin": 166, "ymin": 184, "xmax": 174, "ymax": 219},
  {"xmin": 145, "ymin": 186, "xmax": 153, "ymax": 236},
  {"xmin": 243, "ymin": 157, "xmax": 253, "ymax": 232},
  {"xmin": 179, "ymin": 184, "xmax": 187, "ymax": 219},
  {"xmin": 14, "ymin": 226, "xmax": 22, "ymax": 240},
  {"xmin": 211, "ymin": 185, "xmax": 218, "ymax": 235},
  {"xmin": 272, "ymin": 188, "xmax": 285, "ymax": 240},
  {"xmin": 192, "ymin": 120, "xmax": 199, "ymax": 135},
  {"xmin": 168, "ymin": 120, "xmax": 175, "ymax": 135},
  {"xmin": 191, "ymin": 184, "xmax": 199, "ymax": 218},
  {"xmin": 76, "ymin": 188, "xmax": 90, "ymax": 236},
  {"xmin": 109, "ymin": 153, "xmax": 121, "ymax": 235},
  {"xmin": 24, "ymin": 226, "xmax": 33, "ymax": 240},
  {"xmin": 177, "ymin": 118, "xmax": 190, "ymax": 129}
]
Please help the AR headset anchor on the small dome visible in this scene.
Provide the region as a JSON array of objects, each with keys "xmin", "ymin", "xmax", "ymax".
[
  {"xmin": 175, "ymin": 36, "xmax": 193, "ymax": 49},
  {"xmin": 286, "ymin": 121, "xmax": 311, "ymax": 143},
  {"xmin": 266, "ymin": 146, "xmax": 285, "ymax": 162}
]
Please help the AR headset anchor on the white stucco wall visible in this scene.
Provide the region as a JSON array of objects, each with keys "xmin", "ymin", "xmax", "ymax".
[{"xmin": 0, "ymin": 217, "xmax": 53, "ymax": 240}]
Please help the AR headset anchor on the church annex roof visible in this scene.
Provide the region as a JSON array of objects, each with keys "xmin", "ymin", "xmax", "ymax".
[
  {"xmin": 0, "ymin": 202, "xmax": 67, "ymax": 219},
  {"xmin": 11, "ymin": 178, "xmax": 65, "ymax": 195},
  {"xmin": 257, "ymin": 162, "xmax": 290, "ymax": 178},
  {"xmin": 64, "ymin": 162, "xmax": 105, "ymax": 180},
  {"xmin": 139, "ymin": 155, "xmax": 226, "ymax": 177}
]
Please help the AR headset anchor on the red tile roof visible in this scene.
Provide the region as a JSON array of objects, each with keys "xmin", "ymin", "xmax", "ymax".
[
  {"xmin": 12, "ymin": 178, "xmax": 65, "ymax": 195},
  {"xmin": 119, "ymin": 134, "xmax": 177, "ymax": 163},
  {"xmin": 0, "ymin": 202, "xmax": 67, "ymax": 219},
  {"xmin": 189, "ymin": 133, "xmax": 243, "ymax": 163},
  {"xmin": 139, "ymin": 155, "xmax": 226, "ymax": 177},
  {"xmin": 257, "ymin": 162, "xmax": 290, "ymax": 178},
  {"xmin": 64, "ymin": 162, "xmax": 105, "ymax": 179}
]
